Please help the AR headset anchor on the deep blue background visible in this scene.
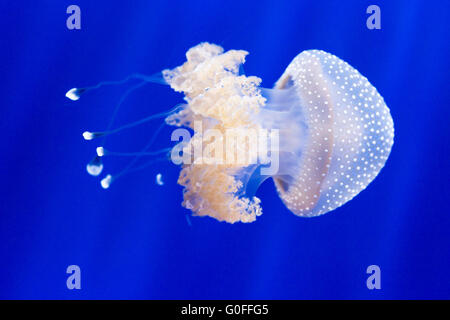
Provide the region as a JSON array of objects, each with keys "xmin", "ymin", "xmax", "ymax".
[{"xmin": 0, "ymin": 0, "xmax": 449, "ymax": 299}]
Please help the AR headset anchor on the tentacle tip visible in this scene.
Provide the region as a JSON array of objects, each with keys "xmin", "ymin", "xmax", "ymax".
[
  {"xmin": 83, "ymin": 131, "xmax": 94, "ymax": 140},
  {"xmin": 86, "ymin": 161, "xmax": 103, "ymax": 176},
  {"xmin": 96, "ymin": 146, "xmax": 105, "ymax": 157},
  {"xmin": 65, "ymin": 88, "xmax": 82, "ymax": 101},
  {"xmin": 156, "ymin": 173, "xmax": 164, "ymax": 186},
  {"xmin": 101, "ymin": 174, "xmax": 113, "ymax": 189}
]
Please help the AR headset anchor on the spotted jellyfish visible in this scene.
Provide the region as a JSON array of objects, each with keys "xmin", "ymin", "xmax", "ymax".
[{"xmin": 66, "ymin": 42, "xmax": 394, "ymax": 224}]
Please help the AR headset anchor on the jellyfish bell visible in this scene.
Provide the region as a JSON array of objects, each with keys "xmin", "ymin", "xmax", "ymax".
[
  {"xmin": 269, "ymin": 50, "xmax": 395, "ymax": 217},
  {"xmin": 66, "ymin": 42, "xmax": 394, "ymax": 224}
]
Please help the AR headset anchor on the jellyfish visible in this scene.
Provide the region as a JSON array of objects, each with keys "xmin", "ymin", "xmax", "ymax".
[{"xmin": 66, "ymin": 42, "xmax": 394, "ymax": 224}]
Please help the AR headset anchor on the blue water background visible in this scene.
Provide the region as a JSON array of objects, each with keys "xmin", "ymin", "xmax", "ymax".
[{"xmin": 0, "ymin": 0, "xmax": 449, "ymax": 299}]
